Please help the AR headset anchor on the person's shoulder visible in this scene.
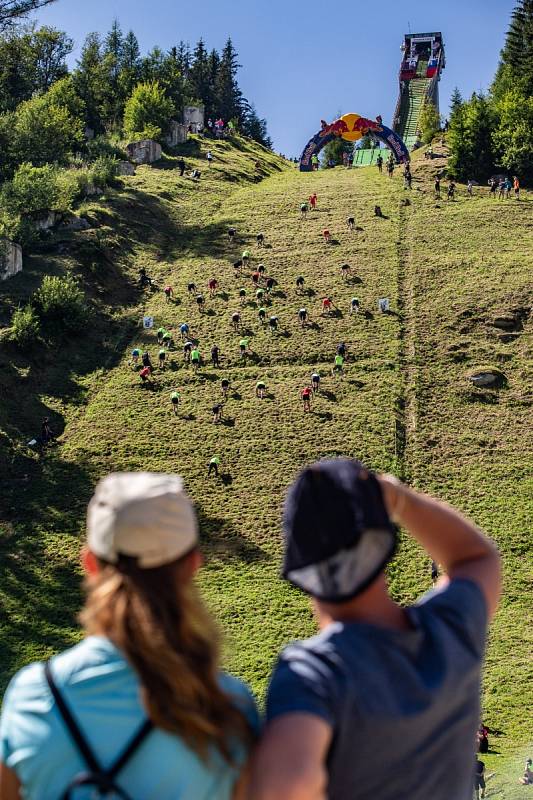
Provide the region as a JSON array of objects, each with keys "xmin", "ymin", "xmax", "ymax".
[
  {"xmin": 218, "ymin": 672, "xmax": 260, "ymax": 729},
  {"xmin": 413, "ymin": 578, "xmax": 488, "ymax": 652}
]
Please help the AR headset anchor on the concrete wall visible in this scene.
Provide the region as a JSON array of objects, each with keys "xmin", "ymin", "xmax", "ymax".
[
  {"xmin": 165, "ymin": 121, "xmax": 188, "ymax": 147},
  {"xmin": 182, "ymin": 105, "xmax": 205, "ymax": 131},
  {"xmin": 0, "ymin": 239, "xmax": 23, "ymax": 281},
  {"xmin": 126, "ymin": 139, "xmax": 162, "ymax": 164}
]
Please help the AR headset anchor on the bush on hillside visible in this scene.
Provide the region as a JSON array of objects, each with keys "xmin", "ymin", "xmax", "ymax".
[
  {"xmin": 123, "ymin": 81, "xmax": 174, "ymax": 143},
  {"xmin": 89, "ymin": 156, "xmax": 119, "ymax": 188},
  {"xmin": 1, "ymin": 163, "xmax": 60, "ymax": 216},
  {"xmin": 13, "ymin": 90, "xmax": 84, "ymax": 167},
  {"xmin": 9, "ymin": 305, "xmax": 41, "ymax": 349},
  {"xmin": 419, "ymin": 102, "xmax": 441, "ymax": 144},
  {"xmin": 86, "ymin": 136, "xmax": 128, "ymax": 161},
  {"xmin": 33, "ymin": 275, "xmax": 88, "ymax": 336}
]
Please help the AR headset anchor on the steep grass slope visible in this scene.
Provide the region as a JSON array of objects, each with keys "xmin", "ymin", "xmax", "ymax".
[{"xmin": 1, "ymin": 139, "xmax": 531, "ymax": 793}]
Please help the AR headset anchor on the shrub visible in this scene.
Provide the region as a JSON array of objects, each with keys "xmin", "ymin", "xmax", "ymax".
[
  {"xmin": 33, "ymin": 275, "xmax": 87, "ymax": 336},
  {"xmin": 89, "ymin": 156, "xmax": 119, "ymax": 189},
  {"xmin": 9, "ymin": 305, "xmax": 41, "ymax": 349},
  {"xmin": 2, "ymin": 163, "xmax": 59, "ymax": 216},
  {"xmin": 86, "ymin": 136, "xmax": 127, "ymax": 161},
  {"xmin": 123, "ymin": 81, "xmax": 174, "ymax": 143},
  {"xmin": 13, "ymin": 89, "xmax": 84, "ymax": 166},
  {"xmin": 419, "ymin": 102, "xmax": 441, "ymax": 144},
  {"xmin": 54, "ymin": 169, "xmax": 83, "ymax": 211}
]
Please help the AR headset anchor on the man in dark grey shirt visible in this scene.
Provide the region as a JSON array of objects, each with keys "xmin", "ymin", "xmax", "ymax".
[{"xmin": 250, "ymin": 458, "xmax": 501, "ymax": 800}]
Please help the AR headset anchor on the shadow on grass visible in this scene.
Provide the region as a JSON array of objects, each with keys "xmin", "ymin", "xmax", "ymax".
[{"xmin": 196, "ymin": 506, "xmax": 271, "ymax": 563}]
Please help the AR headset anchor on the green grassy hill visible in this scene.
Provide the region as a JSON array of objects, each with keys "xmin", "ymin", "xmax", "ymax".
[{"xmin": 1, "ymin": 137, "xmax": 531, "ymax": 794}]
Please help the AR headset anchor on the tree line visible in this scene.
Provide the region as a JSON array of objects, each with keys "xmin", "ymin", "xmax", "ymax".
[
  {"xmin": 447, "ymin": 0, "xmax": 533, "ymax": 181},
  {"xmin": 0, "ymin": 16, "xmax": 271, "ymax": 182}
]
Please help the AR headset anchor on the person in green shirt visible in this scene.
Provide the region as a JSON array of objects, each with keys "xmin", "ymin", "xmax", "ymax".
[
  {"xmin": 311, "ymin": 154, "xmax": 319, "ymax": 171},
  {"xmin": 208, "ymin": 455, "xmax": 220, "ymax": 476},
  {"xmin": 158, "ymin": 349, "xmax": 166, "ymax": 369},
  {"xmin": 162, "ymin": 331, "xmax": 172, "ymax": 348},
  {"xmin": 300, "ymin": 202, "xmax": 308, "ymax": 217},
  {"xmin": 170, "ymin": 390, "xmax": 180, "ymax": 416},
  {"xmin": 191, "ymin": 348, "xmax": 201, "ymax": 371},
  {"xmin": 256, "ymin": 381, "xmax": 266, "ymax": 399},
  {"xmin": 239, "ymin": 338, "xmax": 249, "ymax": 359},
  {"xmin": 157, "ymin": 327, "xmax": 166, "ymax": 345},
  {"xmin": 332, "ymin": 354, "xmax": 344, "ymax": 377}
]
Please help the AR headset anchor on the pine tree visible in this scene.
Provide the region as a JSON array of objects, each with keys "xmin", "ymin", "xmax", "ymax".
[
  {"xmin": 494, "ymin": 1, "xmax": 533, "ymax": 97},
  {"xmin": 175, "ymin": 41, "xmax": 190, "ymax": 79},
  {"xmin": 449, "ymin": 87, "xmax": 463, "ymax": 117},
  {"xmin": 118, "ymin": 30, "xmax": 141, "ymax": 101},
  {"xmin": 448, "ymin": 93, "xmax": 495, "ymax": 180},
  {"xmin": 189, "ymin": 38, "xmax": 211, "ymax": 110},
  {"xmin": 73, "ymin": 32, "xmax": 106, "ymax": 132},
  {"xmin": 214, "ymin": 38, "xmax": 244, "ymax": 123},
  {"xmin": 0, "ymin": 0, "xmax": 56, "ymax": 32},
  {"xmin": 104, "ymin": 19, "xmax": 123, "ymax": 85}
]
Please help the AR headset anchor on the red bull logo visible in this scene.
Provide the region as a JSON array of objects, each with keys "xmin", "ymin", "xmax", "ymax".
[{"xmin": 319, "ymin": 113, "xmax": 382, "ymax": 142}]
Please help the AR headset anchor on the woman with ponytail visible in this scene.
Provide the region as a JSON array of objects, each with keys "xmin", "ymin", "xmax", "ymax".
[{"xmin": 0, "ymin": 473, "xmax": 258, "ymax": 799}]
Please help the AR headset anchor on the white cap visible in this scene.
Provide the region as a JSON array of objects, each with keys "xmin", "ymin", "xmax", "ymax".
[{"xmin": 87, "ymin": 472, "xmax": 198, "ymax": 568}]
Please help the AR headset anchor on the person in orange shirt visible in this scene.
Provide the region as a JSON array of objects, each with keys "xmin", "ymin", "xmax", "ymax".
[{"xmin": 513, "ymin": 176, "xmax": 520, "ymax": 200}]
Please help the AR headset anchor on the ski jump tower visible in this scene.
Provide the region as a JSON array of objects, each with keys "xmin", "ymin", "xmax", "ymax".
[{"xmin": 393, "ymin": 32, "xmax": 445, "ymax": 151}]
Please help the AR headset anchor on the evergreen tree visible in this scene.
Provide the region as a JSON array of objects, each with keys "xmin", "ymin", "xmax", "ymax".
[
  {"xmin": 175, "ymin": 41, "xmax": 191, "ymax": 79},
  {"xmin": 0, "ymin": 0, "xmax": 56, "ymax": 32},
  {"xmin": 214, "ymin": 38, "xmax": 244, "ymax": 122},
  {"xmin": 449, "ymin": 87, "xmax": 463, "ymax": 117},
  {"xmin": 103, "ymin": 19, "xmax": 123, "ymax": 85},
  {"xmin": 494, "ymin": 1, "xmax": 533, "ymax": 97},
  {"xmin": 189, "ymin": 38, "xmax": 211, "ymax": 111},
  {"xmin": 242, "ymin": 104, "xmax": 272, "ymax": 148},
  {"xmin": 448, "ymin": 93, "xmax": 496, "ymax": 180},
  {"xmin": 493, "ymin": 88, "xmax": 533, "ymax": 179},
  {"xmin": 72, "ymin": 32, "xmax": 107, "ymax": 132},
  {"xmin": 118, "ymin": 30, "xmax": 141, "ymax": 101}
]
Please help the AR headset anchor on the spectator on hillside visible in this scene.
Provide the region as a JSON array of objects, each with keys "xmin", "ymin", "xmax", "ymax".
[
  {"xmin": 497, "ymin": 179, "xmax": 506, "ymax": 200},
  {"xmin": 519, "ymin": 758, "xmax": 533, "ymax": 785},
  {"xmin": 376, "ymin": 154, "xmax": 383, "ymax": 173},
  {"xmin": 489, "ymin": 178, "xmax": 497, "ymax": 198},
  {"xmin": 447, "ymin": 181, "xmax": 456, "ymax": 201},
  {"xmin": 474, "ymin": 758, "xmax": 486, "ymax": 799},
  {"xmin": 513, "ymin": 176, "xmax": 520, "ymax": 200},
  {"xmin": 177, "ymin": 158, "xmax": 186, "ymax": 177},
  {"xmin": 206, "ymin": 150, "xmax": 213, "ymax": 167},
  {"xmin": 250, "ymin": 458, "xmax": 501, "ymax": 800},
  {"xmin": 434, "ymin": 177, "xmax": 441, "ymax": 199},
  {"xmin": 467, "ymin": 180, "xmax": 474, "ymax": 197},
  {"xmin": 0, "ymin": 473, "xmax": 258, "ymax": 799},
  {"xmin": 347, "ymin": 216, "xmax": 355, "ymax": 231},
  {"xmin": 477, "ymin": 724, "xmax": 489, "ymax": 753}
]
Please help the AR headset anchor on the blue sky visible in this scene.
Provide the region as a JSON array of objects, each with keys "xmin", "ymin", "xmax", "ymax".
[{"xmin": 34, "ymin": 0, "xmax": 516, "ymax": 157}]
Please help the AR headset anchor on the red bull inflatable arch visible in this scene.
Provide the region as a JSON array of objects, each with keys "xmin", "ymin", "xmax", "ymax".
[{"xmin": 299, "ymin": 113, "xmax": 409, "ymax": 171}]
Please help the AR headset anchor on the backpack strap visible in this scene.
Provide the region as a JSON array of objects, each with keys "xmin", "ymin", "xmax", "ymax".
[
  {"xmin": 44, "ymin": 661, "xmax": 154, "ymax": 791},
  {"xmin": 44, "ymin": 661, "xmax": 101, "ymax": 774}
]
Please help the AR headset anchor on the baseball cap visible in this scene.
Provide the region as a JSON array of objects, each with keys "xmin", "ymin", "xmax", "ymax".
[
  {"xmin": 282, "ymin": 459, "xmax": 397, "ymax": 602},
  {"xmin": 87, "ymin": 472, "xmax": 198, "ymax": 568}
]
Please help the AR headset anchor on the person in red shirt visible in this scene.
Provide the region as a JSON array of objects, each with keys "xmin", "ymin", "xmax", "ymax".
[
  {"xmin": 309, "ymin": 193, "xmax": 317, "ymax": 210},
  {"xmin": 208, "ymin": 278, "xmax": 218, "ymax": 297},
  {"xmin": 300, "ymin": 386, "xmax": 312, "ymax": 412},
  {"xmin": 139, "ymin": 366, "xmax": 152, "ymax": 385},
  {"xmin": 323, "ymin": 229, "xmax": 331, "ymax": 244},
  {"xmin": 164, "ymin": 286, "xmax": 174, "ymax": 302},
  {"xmin": 252, "ymin": 271, "xmax": 260, "ymax": 287},
  {"xmin": 322, "ymin": 297, "xmax": 332, "ymax": 315}
]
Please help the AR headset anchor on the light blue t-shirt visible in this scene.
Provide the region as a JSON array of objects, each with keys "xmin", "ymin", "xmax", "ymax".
[{"xmin": 0, "ymin": 636, "xmax": 259, "ymax": 800}]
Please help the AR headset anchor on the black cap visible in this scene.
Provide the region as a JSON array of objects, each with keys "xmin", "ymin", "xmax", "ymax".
[{"xmin": 282, "ymin": 459, "xmax": 397, "ymax": 602}]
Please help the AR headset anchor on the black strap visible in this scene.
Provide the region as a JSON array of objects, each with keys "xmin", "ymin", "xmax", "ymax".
[{"xmin": 44, "ymin": 661, "xmax": 153, "ymax": 790}]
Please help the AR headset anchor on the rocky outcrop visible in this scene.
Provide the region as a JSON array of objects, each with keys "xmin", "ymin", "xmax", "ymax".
[
  {"xmin": 117, "ymin": 161, "xmax": 136, "ymax": 176},
  {"xmin": 0, "ymin": 239, "xmax": 23, "ymax": 280},
  {"xmin": 126, "ymin": 139, "xmax": 162, "ymax": 164},
  {"xmin": 467, "ymin": 367, "xmax": 507, "ymax": 388}
]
